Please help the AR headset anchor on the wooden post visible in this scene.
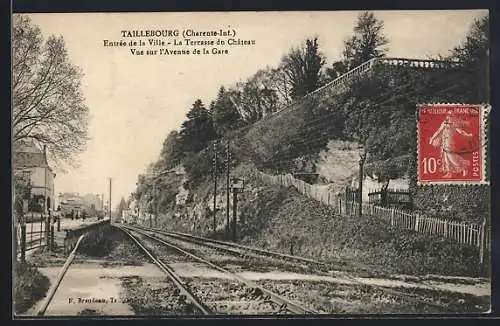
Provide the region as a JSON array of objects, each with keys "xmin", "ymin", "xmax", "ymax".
[
  {"xmin": 226, "ymin": 141, "xmax": 230, "ymax": 239},
  {"xmin": 45, "ymin": 217, "xmax": 50, "ymax": 251},
  {"xmin": 20, "ymin": 223, "xmax": 26, "ymax": 262},
  {"xmin": 39, "ymin": 215, "xmax": 43, "ymax": 247},
  {"xmin": 415, "ymin": 214, "xmax": 419, "ymax": 232},
  {"xmin": 358, "ymin": 156, "xmax": 363, "ymax": 217},
  {"xmin": 232, "ymin": 188, "xmax": 238, "ymax": 242},
  {"xmin": 50, "ymin": 225, "xmax": 55, "ymax": 251},
  {"xmin": 213, "ymin": 142, "xmax": 217, "ymax": 233},
  {"xmin": 479, "ymin": 219, "xmax": 486, "ymax": 264},
  {"xmin": 390, "ymin": 209, "xmax": 395, "ymax": 227},
  {"xmin": 345, "ymin": 187, "xmax": 349, "ymax": 215}
]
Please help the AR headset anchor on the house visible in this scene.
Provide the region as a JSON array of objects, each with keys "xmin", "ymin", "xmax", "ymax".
[
  {"xmin": 58, "ymin": 192, "xmax": 85, "ymax": 217},
  {"xmin": 13, "ymin": 140, "xmax": 56, "ymax": 214}
]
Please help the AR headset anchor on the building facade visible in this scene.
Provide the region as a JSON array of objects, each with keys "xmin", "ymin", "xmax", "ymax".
[
  {"xmin": 58, "ymin": 193, "xmax": 105, "ymax": 218},
  {"xmin": 13, "ymin": 141, "xmax": 56, "ymax": 214},
  {"xmin": 58, "ymin": 192, "xmax": 84, "ymax": 217}
]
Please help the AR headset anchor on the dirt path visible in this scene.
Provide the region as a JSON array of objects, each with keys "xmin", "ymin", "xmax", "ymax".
[
  {"xmin": 24, "ymin": 262, "xmax": 164, "ymax": 316},
  {"xmin": 167, "ymin": 262, "xmax": 490, "ymax": 297}
]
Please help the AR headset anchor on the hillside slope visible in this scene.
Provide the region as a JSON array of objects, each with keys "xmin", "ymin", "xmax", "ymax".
[{"xmin": 155, "ymin": 163, "xmax": 487, "ymax": 278}]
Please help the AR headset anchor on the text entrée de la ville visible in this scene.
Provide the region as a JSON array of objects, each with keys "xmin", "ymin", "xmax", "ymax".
[{"xmin": 102, "ymin": 28, "xmax": 256, "ymax": 56}]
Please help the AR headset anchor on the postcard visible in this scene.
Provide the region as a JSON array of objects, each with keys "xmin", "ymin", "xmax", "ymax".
[{"xmin": 12, "ymin": 10, "xmax": 491, "ymax": 317}]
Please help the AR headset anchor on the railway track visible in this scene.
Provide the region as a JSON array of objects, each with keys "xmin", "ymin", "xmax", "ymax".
[
  {"xmin": 124, "ymin": 224, "xmax": 453, "ymax": 313},
  {"xmin": 131, "ymin": 224, "xmax": 327, "ymax": 269},
  {"xmin": 118, "ymin": 224, "xmax": 317, "ymax": 315},
  {"xmin": 118, "ymin": 226, "xmax": 212, "ymax": 315}
]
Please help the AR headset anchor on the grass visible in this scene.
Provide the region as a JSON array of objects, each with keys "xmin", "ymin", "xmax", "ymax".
[
  {"xmin": 154, "ymin": 163, "xmax": 489, "ymax": 278},
  {"xmin": 235, "ymin": 181, "xmax": 489, "ymax": 278},
  {"xmin": 14, "ymin": 260, "xmax": 50, "ymax": 314}
]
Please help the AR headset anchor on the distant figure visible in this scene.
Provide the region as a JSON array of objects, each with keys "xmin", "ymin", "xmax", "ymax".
[{"xmin": 429, "ymin": 111, "xmax": 473, "ymax": 178}]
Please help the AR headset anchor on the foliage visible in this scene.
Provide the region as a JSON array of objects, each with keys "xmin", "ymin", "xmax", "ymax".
[
  {"xmin": 179, "ymin": 99, "xmax": 218, "ymax": 153},
  {"xmin": 413, "ymin": 185, "xmax": 490, "ymax": 223},
  {"xmin": 407, "ymin": 16, "xmax": 490, "ymax": 221},
  {"xmin": 155, "ymin": 174, "xmax": 184, "ymax": 214},
  {"xmin": 281, "ymin": 38, "xmax": 326, "ymax": 99},
  {"xmin": 232, "ymin": 73, "xmax": 280, "ymax": 123},
  {"xmin": 325, "ymin": 61, "xmax": 349, "ymax": 81},
  {"xmin": 260, "ymin": 66, "xmax": 293, "ymax": 106},
  {"xmin": 211, "ymin": 86, "xmax": 244, "ymax": 136},
  {"xmin": 238, "ymin": 182, "xmax": 487, "ymax": 277},
  {"xmin": 157, "ymin": 130, "xmax": 184, "ymax": 170},
  {"xmin": 12, "ymin": 15, "xmax": 89, "ymax": 168},
  {"xmin": 116, "ymin": 196, "xmax": 128, "ymax": 218},
  {"xmin": 450, "ymin": 14, "xmax": 489, "ymax": 103},
  {"xmin": 342, "ymin": 11, "xmax": 389, "ymax": 71},
  {"xmin": 14, "ymin": 261, "xmax": 50, "ymax": 314},
  {"xmin": 182, "ymin": 150, "xmax": 214, "ymax": 190}
]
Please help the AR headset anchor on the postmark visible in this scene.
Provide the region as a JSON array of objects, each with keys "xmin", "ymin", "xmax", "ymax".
[{"xmin": 417, "ymin": 104, "xmax": 489, "ymax": 185}]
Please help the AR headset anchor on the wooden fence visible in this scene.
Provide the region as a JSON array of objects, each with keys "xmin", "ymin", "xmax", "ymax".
[
  {"xmin": 258, "ymin": 171, "xmax": 491, "ymax": 261},
  {"xmin": 368, "ymin": 188, "xmax": 412, "ymax": 209},
  {"xmin": 258, "ymin": 172, "xmax": 340, "ymax": 207}
]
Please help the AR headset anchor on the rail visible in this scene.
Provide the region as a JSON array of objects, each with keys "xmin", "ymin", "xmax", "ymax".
[
  {"xmin": 116, "ymin": 225, "xmax": 212, "ymax": 314},
  {"xmin": 132, "ymin": 224, "xmax": 327, "ymax": 267},
  {"xmin": 121, "ymin": 224, "xmax": 317, "ymax": 315},
  {"xmin": 125, "ymin": 224, "xmax": 447, "ymax": 310},
  {"xmin": 36, "ymin": 234, "xmax": 86, "ymax": 316}
]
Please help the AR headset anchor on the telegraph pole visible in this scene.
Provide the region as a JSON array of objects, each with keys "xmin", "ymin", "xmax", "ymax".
[
  {"xmin": 226, "ymin": 140, "xmax": 231, "ymax": 239},
  {"xmin": 109, "ymin": 178, "xmax": 112, "ymax": 221},
  {"xmin": 153, "ymin": 180, "xmax": 157, "ymax": 228},
  {"xmin": 213, "ymin": 141, "xmax": 218, "ymax": 233},
  {"xmin": 232, "ymin": 184, "xmax": 238, "ymax": 242}
]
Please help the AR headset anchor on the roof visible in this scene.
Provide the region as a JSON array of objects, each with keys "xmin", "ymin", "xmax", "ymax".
[
  {"xmin": 13, "ymin": 140, "xmax": 51, "ymax": 170},
  {"xmin": 13, "ymin": 140, "xmax": 42, "ymax": 153},
  {"xmin": 13, "ymin": 152, "xmax": 50, "ymax": 169}
]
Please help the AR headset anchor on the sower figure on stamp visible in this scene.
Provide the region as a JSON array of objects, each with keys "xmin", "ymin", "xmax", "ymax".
[{"xmin": 429, "ymin": 111, "xmax": 473, "ymax": 178}]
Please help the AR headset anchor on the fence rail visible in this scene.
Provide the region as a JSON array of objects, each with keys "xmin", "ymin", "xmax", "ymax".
[{"xmin": 257, "ymin": 171, "xmax": 490, "ymax": 260}]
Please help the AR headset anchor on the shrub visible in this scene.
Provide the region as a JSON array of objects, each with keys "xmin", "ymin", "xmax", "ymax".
[{"xmin": 14, "ymin": 261, "xmax": 50, "ymax": 314}]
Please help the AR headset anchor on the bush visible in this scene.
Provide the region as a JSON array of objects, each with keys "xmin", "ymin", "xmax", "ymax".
[
  {"xmin": 14, "ymin": 261, "xmax": 50, "ymax": 314},
  {"xmin": 413, "ymin": 184, "xmax": 490, "ymax": 223},
  {"xmin": 183, "ymin": 151, "xmax": 213, "ymax": 190},
  {"xmin": 237, "ymin": 179, "xmax": 488, "ymax": 277}
]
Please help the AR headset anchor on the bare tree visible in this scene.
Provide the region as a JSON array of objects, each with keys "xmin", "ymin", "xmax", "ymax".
[{"xmin": 12, "ymin": 15, "xmax": 89, "ymax": 168}]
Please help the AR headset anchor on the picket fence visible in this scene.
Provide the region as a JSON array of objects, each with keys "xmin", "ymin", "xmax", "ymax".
[{"xmin": 257, "ymin": 172, "xmax": 490, "ymax": 259}]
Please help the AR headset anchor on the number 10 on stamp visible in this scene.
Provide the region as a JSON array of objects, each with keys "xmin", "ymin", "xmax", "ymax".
[{"xmin": 417, "ymin": 104, "xmax": 489, "ymax": 185}]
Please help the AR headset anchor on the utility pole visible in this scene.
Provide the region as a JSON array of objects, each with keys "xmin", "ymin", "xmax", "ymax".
[
  {"xmin": 226, "ymin": 140, "xmax": 231, "ymax": 239},
  {"xmin": 231, "ymin": 178, "xmax": 244, "ymax": 242},
  {"xmin": 109, "ymin": 178, "xmax": 112, "ymax": 221},
  {"xmin": 358, "ymin": 153, "xmax": 365, "ymax": 218},
  {"xmin": 213, "ymin": 141, "xmax": 218, "ymax": 233},
  {"xmin": 232, "ymin": 187, "xmax": 237, "ymax": 241},
  {"xmin": 153, "ymin": 180, "xmax": 157, "ymax": 228}
]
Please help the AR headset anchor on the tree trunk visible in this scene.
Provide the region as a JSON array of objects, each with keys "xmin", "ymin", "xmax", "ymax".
[{"xmin": 380, "ymin": 180, "xmax": 390, "ymax": 207}]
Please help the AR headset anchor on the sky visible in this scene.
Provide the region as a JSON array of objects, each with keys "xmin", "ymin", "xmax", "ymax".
[{"xmin": 21, "ymin": 10, "xmax": 487, "ymax": 209}]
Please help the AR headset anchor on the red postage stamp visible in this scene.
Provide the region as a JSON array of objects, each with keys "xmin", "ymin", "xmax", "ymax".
[{"xmin": 417, "ymin": 104, "xmax": 489, "ymax": 185}]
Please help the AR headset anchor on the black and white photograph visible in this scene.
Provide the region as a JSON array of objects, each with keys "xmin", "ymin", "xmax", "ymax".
[{"xmin": 11, "ymin": 10, "xmax": 491, "ymax": 317}]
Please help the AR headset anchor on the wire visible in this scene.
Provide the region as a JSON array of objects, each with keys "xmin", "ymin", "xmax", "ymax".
[{"xmin": 258, "ymin": 81, "xmax": 463, "ymax": 170}]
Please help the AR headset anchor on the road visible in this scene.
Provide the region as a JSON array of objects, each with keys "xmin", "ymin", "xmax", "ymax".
[{"xmin": 16, "ymin": 217, "xmax": 110, "ymax": 259}]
